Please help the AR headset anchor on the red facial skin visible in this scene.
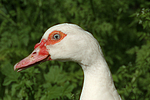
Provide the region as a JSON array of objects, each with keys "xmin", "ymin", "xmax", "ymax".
[{"xmin": 14, "ymin": 30, "xmax": 67, "ymax": 72}]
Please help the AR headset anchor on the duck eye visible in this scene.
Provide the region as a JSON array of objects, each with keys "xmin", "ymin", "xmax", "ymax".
[{"xmin": 53, "ymin": 33, "xmax": 60, "ymax": 40}]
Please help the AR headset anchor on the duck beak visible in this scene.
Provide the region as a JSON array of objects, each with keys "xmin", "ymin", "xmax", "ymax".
[
  {"xmin": 14, "ymin": 48, "xmax": 50, "ymax": 72},
  {"xmin": 14, "ymin": 39, "xmax": 51, "ymax": 72}
]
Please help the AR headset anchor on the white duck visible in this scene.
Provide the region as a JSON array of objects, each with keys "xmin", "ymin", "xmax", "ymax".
[{"xmin": 14, "ymin": 23, "xmax": 121, "ymax": 100}]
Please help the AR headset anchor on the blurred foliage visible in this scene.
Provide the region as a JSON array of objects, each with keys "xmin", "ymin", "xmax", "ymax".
[{"xmin": 0, "ymin": 0, "xmax": 150, "ymax": 100}]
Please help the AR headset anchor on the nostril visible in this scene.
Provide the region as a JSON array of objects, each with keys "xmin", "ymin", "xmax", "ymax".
[{"xmin": 33, "ymin": 52, "xmax": 37, "ymax": 54}]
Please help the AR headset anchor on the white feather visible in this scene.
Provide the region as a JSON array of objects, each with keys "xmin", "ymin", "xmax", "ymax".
[{"xmin": 42, "ymin": 23, "xmax": 122, "ymax": 100}]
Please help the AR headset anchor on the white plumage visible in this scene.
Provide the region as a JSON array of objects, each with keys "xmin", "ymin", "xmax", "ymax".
[{"xmin": 14, "ymin": 23, "xmax": 122, "ymax": 100}]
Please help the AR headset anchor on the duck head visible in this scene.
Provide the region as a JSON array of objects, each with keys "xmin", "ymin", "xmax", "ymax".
[{"xmin": 14, "ymin": 23, "xmax": 102, "ymax": 72}]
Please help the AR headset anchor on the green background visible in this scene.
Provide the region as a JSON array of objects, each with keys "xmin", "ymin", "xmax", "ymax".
[{"xmin": 0, "ymin": 0, "xmax": 150, "ymax": 100}]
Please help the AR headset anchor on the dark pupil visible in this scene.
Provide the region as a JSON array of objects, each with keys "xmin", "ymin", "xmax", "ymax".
[{"xmin": 54, "ymin": 34, "xmax": 60, "ymax": 39}]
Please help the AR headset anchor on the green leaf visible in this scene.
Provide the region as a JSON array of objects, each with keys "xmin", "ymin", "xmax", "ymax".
[{"xmin": 1, "ymin": 62, "xmax": 20, "ymax": 85}]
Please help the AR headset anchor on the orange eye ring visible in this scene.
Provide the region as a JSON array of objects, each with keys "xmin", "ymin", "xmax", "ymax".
[{"xmin": 46, "ymin": 30, "xmax": 67, "ymax": 45}]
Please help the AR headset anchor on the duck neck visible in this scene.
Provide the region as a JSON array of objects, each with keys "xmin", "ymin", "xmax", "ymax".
[{"xmin": 79, "ymin": 56, "xmax": 120, "ymax": 100}]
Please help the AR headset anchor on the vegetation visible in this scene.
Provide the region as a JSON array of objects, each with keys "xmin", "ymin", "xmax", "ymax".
[{"xmin": 0, "ymin": 0, "xmax": 150, "ymax": 100}]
